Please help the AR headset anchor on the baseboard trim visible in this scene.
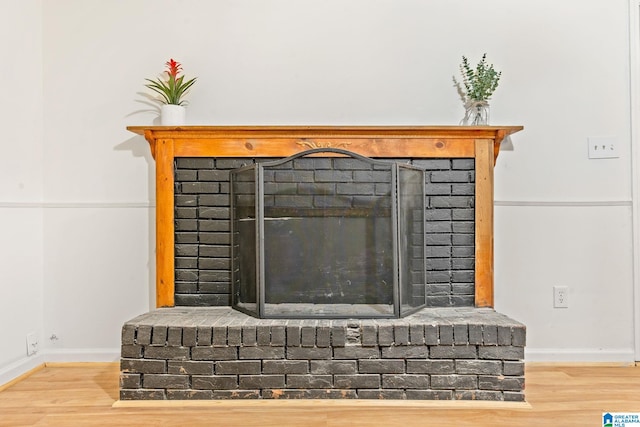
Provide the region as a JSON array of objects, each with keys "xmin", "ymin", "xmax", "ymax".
[
  {"xmin": 43, "ymin": 349, "xmax": 120, "ymax": 363},
  {"xmin": 526, "ymin": 362, "xmax": 636, "ymax": 368},
  {"xmin": 525, "ymin": 348, "xmax": 636, "ymax": 363},
  {"xmin": 0, "ymin": 349, "xmax": 119, "ymax": 390}
]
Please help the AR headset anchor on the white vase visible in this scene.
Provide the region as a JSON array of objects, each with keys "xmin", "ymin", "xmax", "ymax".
[{"xmin": 160, "ymin": 104, "xmax": 186, "ymax": 126}]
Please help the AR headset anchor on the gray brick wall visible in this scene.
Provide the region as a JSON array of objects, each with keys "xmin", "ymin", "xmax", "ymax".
[
  {"xmin": 120, "ymin": 307, "xmax": 525, "ymax": 401},
  {"xmin": 174, "ymin": 157, "xmax": 475, "ymax": 308}
]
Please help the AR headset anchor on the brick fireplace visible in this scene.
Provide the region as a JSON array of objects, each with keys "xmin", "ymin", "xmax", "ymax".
[{"xmin": 121, "ymin": 126, "xmax": 525, "ymax": 401}]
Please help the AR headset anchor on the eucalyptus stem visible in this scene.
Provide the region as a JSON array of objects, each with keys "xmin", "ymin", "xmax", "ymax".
[{"xmin": 453, "ymin": 53, "xmax": 501, "ymax": 103}]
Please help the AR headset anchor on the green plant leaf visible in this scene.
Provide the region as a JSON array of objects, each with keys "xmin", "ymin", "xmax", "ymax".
[
  {"xmin": 143, "ymin": 60, "xmax": 198, "ymax": 105},
  {"xmin": 453, "ymin": 53, "xmax": 501, "ymax": 102}
]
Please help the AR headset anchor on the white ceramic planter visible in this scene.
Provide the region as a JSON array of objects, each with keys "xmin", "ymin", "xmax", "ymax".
[{"xmin": 160, "ymin": 104, "xmax": 186, "ymax": 126}]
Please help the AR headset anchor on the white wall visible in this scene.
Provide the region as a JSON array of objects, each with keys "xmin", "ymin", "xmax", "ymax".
[
  {"xmin": 488, "ymin": 0, "xmax": 635, "ymax": 361},
  {"xmin": 0, "ymin": 0, "xmax": 46, "ymax": 383},
  {"xmin": 494, "ymin": 205, "xmax": 634, "ymax": 361},
  {"xmin": 41, "ymin": 0, "xmax": 154, "ymax": 360},
  {"xmin": 0, "ymin": 0, "xmax": 636, "ymax": 383}
]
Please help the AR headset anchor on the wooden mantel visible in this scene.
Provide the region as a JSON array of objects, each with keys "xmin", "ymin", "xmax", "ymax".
[{"xmin": 128, "ymin": 125, "xmax": 523, "ymax": 309}]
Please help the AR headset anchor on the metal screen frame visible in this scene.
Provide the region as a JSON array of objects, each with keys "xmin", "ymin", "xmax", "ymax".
[{"xmin": 231, "ymin": 148, "xmax": 426, "ymax": 319}]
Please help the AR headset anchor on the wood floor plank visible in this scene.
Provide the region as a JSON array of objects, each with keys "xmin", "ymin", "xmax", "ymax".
[{"xmin": 0, "ymin": 363, "xmax": 638, "ymax": 426}]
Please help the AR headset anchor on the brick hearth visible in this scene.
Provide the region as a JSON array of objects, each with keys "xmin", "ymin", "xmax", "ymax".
[{"xmin": 120, "ymin": 307, "xmax": 525, "ymax": 401}]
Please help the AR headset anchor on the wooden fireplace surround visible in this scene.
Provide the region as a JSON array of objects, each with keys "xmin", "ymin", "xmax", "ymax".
[{"xmin": 127, "ymin": 125, "xmax": 522, "ymax": 309}]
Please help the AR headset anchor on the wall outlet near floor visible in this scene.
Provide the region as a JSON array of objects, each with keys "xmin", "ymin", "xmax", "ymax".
[
  {"xmin": 553, "ymin": 286, "xmax": 569, "ymax": 308},
  {"xmin": 26, "ymin": 333, "xmax": 39, "ymax": 356}
]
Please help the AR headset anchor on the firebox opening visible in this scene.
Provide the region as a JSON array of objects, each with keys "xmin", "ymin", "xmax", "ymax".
[{"xmin": 230, "ymin": 148, "xmax": 426, "ymax": 319}]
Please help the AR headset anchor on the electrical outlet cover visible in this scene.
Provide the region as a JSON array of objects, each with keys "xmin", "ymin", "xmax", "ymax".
[
  {"xmin": 553, "ymin": 286, "xmax": 569, "ymax": 308},
  {"xmin": 26, "ymin": 333, "xmax": 39, "ymax": 356}
]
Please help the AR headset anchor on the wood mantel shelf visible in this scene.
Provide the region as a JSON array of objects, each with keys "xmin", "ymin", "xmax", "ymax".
[
  {"xmin": 127, "ymin": 125, "xmax": 522, "ymax": 163},
  {"xmin": 128, "ymin": 125, "xmax": 523, "ymax": 309}
]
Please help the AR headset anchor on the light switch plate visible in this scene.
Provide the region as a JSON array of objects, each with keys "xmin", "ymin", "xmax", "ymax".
[{"xmin": 588, "ymin": 137, "xmax": 618, "ymax": 159}]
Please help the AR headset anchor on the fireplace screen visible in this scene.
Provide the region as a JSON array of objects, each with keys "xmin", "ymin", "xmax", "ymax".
[{"xmin": 230, "ymin": 148, "xmax": 426, "ymax": 319}]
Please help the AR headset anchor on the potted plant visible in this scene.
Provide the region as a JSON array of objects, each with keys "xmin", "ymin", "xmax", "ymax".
[
  {"xmin": 453, "ymin": 53, "xmax": 501, "ymax": 125},
  {"xmin": 145, "ymin": 58, "xmax": 197, "ymax": 125}
]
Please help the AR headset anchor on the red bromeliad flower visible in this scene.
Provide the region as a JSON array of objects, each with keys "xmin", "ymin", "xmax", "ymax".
[
  {"xmin": 165, "ymin": 59, "xmax": 181, "ymax": 79},
  {"xmin": 145, "ymin": 58, "xmax": 197, "ymax": 105}
]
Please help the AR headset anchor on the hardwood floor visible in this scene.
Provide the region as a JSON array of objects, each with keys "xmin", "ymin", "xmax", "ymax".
[{"xmin": 0, "ymin": 363, "xmax": 638, "ymax": 426}]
